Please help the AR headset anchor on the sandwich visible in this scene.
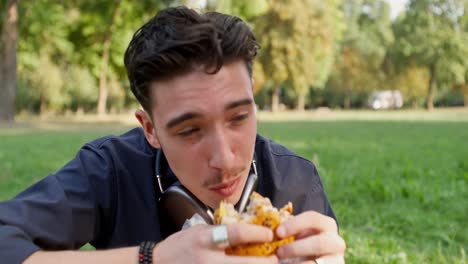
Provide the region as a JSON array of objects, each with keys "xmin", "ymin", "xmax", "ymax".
[{"xmin": 214, "ymin": 192, "xmax": 294, "ymax": 256}]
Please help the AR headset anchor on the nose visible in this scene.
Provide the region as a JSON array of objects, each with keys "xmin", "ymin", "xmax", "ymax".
[{"xmin": 208, "ymin": 128, "xmax": 235, "ymax": 171}]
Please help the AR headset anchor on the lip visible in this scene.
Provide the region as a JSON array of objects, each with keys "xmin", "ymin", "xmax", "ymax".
[{"xmin": 209, "ymin": 177, "xmax": 241, "ymax": 197}]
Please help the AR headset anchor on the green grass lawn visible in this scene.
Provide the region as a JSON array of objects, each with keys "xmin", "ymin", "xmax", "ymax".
[
  {"xmin": 259, "ymin": 121, "xmax": 467, "ymax": 263},
  {"xmin": 1, "ymin": 114, "xmax": 467, "ymax": 263}
]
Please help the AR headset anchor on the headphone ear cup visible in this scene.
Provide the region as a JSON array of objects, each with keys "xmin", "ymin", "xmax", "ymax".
[{"xmin": 158, "ymin": 183, "xmax": 214, "ymax": 238}]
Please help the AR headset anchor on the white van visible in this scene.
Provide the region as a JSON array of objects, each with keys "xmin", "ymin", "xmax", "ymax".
[{"xmin": 368, "ymin": 90, "xmax": 403, "ymax": 110}]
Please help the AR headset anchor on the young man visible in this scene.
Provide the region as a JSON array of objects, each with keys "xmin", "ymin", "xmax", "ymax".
[{"xmin": 0, "ymin": 6, "xmax": 345, "ymax": 264}]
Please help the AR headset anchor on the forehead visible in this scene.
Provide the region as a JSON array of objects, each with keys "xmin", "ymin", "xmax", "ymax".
[{"xmin": 149, "ymin": 61, "xmax": 253, "ymax": 121}]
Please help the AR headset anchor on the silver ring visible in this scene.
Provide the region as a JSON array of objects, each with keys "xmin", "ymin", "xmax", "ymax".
[{"xmin": 212, "ymin": 225, "xmax": 230, "ymax": 249}]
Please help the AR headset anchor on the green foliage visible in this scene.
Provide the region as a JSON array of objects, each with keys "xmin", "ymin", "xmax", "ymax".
[
  {"xmin": 255, "ymin": 0, "xmax": 345, "ymax": 110},
  {"xmin": 67, "ymin": 0, "xmax": 160, "ymax": 113},
  {"xmin": 64, "ymin": 66, "xmax": 98, "ymax": 112},
  {"xmin": 16, "ymin": 74, "xmax": 39, "ymax": 113},
  {"xmin": 9, "ymin": 0, "xmax": 468, "ymax": 114},
  {"xmin": 394, "ymin": 66, "xmax": 430, "ymax": 107},
  {"xmin": 206, "ymin": 0, "xmax": 268, "ymax": 19},
  {"xmin": 17, "ymin": 55, "xmax": 70, "ymax": 114},
  {"xmin": 18, "ymin": 1, "xmax": 75, "ymax": 67},
  {"xmin": 32, "ymin": 56, "xmax": 69, "ymax": 112},
  {"xmin": 392, "ymin": 0, "xmax": 468, "ymax": 108},
  {"xmin": 435, "ymin": 89, "xmax": 465, "ymax": 106},
  {"xmin": 327, "ymin": 0, "xmax": 394, "ymax": 108},
  {"xmin": 14, "ymin": 0, "xmax": 162, "ymax": 114},
  {"xmin": 0, "ymin": 1, "xmax": 6, "ymax": 38},
  {"xmin": 253, "ymin": 83, "xmax": 271, "ymax": 110},
  {"xmin": 17, "ymin": 1, "xmax": 80, "ymax": 114},
  {"xmin": 310, "ymin": 84, "xmax": 370, "ymax": 108},
  {"xmin": 16, "ymin": 61, "xmax": 98, "ymax": 114}
]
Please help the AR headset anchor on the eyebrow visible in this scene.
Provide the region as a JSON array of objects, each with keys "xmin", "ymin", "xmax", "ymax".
[
  {"xmin": 225, "ymin": 98, "xmax": 253, "ymax": 111},
  {"xmin": 166, "ymin": 112, "xmax": 202, "ymax": 130},
  {"xmin": 165, "ymin": 98, "xmax": 254, "ymax": 130}
]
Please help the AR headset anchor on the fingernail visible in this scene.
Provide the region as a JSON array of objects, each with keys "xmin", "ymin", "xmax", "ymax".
[{"xmin": 276, "ymin": 226, "xmax": 286, "ymax": 237}]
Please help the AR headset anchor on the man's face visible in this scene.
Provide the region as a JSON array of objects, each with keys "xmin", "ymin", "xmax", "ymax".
[{"xmin": 146, "ymin": 60, "xmax": 257, "ymax": 209}]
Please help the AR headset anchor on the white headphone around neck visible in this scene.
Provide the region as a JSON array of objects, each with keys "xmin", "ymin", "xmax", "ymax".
[{"xmin": 155, "ymin": 149, "xmax": 258, "ymax": 238}]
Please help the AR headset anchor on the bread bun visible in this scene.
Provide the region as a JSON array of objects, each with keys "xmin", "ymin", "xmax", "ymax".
[{"xmin": 214, "ymin": 192, "xmax": 294, "ymax": 256}]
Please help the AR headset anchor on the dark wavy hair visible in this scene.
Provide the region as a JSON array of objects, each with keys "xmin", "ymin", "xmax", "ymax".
[{"xmin": 124, "ymin": 6, "xmax": 260, "ymax": 113}]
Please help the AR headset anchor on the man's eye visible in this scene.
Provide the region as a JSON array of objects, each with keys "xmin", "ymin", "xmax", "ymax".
[
  {"xmin": 231, "ymin": 114, "xmax": 248, "ymax": 123},
  {"xmin": 178, "ymin": 128, "xmax": 199, "ymax": 137}
]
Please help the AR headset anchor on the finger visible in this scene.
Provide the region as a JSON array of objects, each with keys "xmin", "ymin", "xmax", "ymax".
[
  {"xmin": 276, "ymin": 232, "xmax": 346, "ymax": 259},
  {"xmin": 225, "ymin": 255, "xmax": 279, "ymax": 264},
  {"xmin": 276, "ymin": 211, "xmax": 337, "ymax": 238},
  {"xmin": 315, "ymin": 255, "xmax": 345, "ymax": 264},
  {"xmin": 295, "ymin": 229, "xmax": 319, "ymax": 240},
  {"xmin": 226, "ymin": 223, "xmax": 274, "ymax": 246}
]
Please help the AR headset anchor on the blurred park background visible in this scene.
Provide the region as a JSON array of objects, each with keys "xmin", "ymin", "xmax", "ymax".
[
  {"xmin": 0, "ymin": 0, "xmax": 467, "ymax": 263},
  {"xmin": 1, "ymin": 0, "xmax": 468, "ymax": 118}
]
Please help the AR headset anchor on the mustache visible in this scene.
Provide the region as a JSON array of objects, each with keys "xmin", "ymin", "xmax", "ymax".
[{"xmin": 202, "ymin": 166, "xmax": 247, "ymax": 187}]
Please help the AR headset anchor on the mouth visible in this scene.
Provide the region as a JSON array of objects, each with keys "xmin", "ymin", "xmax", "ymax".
[{"xmin": 208, "ymin": 177, "xmax": 241, "ymax": 197}]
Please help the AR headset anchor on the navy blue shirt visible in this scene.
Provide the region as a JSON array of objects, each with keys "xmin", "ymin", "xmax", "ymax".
[{"xmin": 0, "ymin": 128, "xmax": 336, "ymax": 263}]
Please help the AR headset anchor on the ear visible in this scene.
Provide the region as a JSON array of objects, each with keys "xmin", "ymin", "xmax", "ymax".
[{"xmin": 135, "ymin": 109, "xmax": 161, "ymax": 149}]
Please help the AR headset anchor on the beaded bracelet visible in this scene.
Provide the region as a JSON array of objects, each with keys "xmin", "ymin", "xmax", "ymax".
[{"xmin": 138, "ymin": 241, "xmax": 157, "ymax": 264}]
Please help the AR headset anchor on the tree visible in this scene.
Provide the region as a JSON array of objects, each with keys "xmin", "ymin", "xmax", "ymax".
[
  {"xmin": 393, "ymin": 0, "xmax": 467, "ymax": 110},
  {"xmin": 393, "ymin": 65, "xmax": 430, "ymax": 107},
  {"xmin": 206, "ymin": 0, "xmax": 268, "ymax": 20},
  {"xmin": 97, "ymin": 0, "xmax": 122, "ymax": 116},
  {"xmin": 328, "ymin": 0, "xmax": 394, "ymax": 109},
  {"xmin": 69, "ymin": 0, "xmax": 163, "ymax": 114},
  {"xmin": 0, "ymin": 0, "xmax": 19, "ymax": 123},
  {"xmin": 17, "ymin": 0, "xmax": 75, "ymax": 115},
  {"xmin": 453, "ymin": 0, "xmax": 468, "ymax": 106},
  {"xmin": 454, "ymin": 72, "xmax": 468, "ymax": 106},
  {"xmin": 11, "ymin": 0, "xmax": 164, "ymax": 115},
  {"xmin": 255, "ymin": 0, "xmax": 344, "ymax": 111}
]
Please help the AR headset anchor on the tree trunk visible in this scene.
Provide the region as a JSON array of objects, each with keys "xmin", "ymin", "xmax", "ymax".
[
  {"xmin": 0, "ymin": 0, "xmax": 19, "ymax": 123},
  {"xmin": 39, "ymin": 93, "xmax": 48, "ymax": 117},
  {"xmin": 97, "ymin": 0, "xmax": 121, "ymax": 116},
  {"xmin": 344, "ymin": 93, "xmax": 351, "ymax": 109},
  {"xmin": 296, "ymin": 93, "xmax": 306, "ymax": 111},
  {"xmin": 271, "ymin": 85, "xmax": 281, "ymax": 112},
  {"xmin": 426, "ymin": 64, "xmax": 436, "ymax": 111}
]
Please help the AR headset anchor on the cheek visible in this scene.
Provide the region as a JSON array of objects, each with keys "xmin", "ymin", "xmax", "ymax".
[
  {"xmin": 166, "ymin": 145, "xmax": 205, "ymax": 184},
  {"xmin": 240, "ymin": 119, "xmax": 257, "ymax": 150}
]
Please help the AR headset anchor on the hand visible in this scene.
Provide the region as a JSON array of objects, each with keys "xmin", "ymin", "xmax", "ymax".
[
  {"xmin": 275, "ymin": 211, "xmax": 346, "ymax": 264},
  {"xmin": 153, "ymin": 223, "xmax": 279, "ymax": 264}
]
